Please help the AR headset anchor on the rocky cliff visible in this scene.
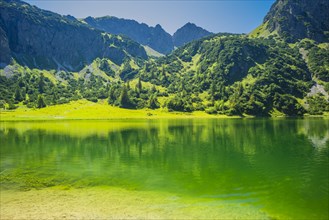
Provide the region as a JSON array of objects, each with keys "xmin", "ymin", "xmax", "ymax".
[
  {"xmin": 0, "ymin": 0, "xmax": 147, "ymax": 70},
  {"xmin": 263, "ymin": 0, "xmax": 329, "ymax": 42}
]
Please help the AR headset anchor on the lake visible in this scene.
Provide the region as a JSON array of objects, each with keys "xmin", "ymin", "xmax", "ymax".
[{"xmin": 0, "ymin": 119, "xmax": 328, "ymax": 219}]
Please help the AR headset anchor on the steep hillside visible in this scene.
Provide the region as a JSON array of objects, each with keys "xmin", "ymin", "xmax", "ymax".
[
  {"xmin": 83, "ymin": 16, "xmax": 174, "ymax": 54},
  {"xmin": 251, "ymin": 0, "xmax": 329, "ymax": 42},
  {"xmin": 139, "ymin": 35, "xmax": 315, "ymax": 116},
  {"xmin": 0, "ymin": 0, "xmax": 147, "ymax": 70},
  {"xmin": 173, "ymin": 22, "xmax": 213, "ymax": 47}
]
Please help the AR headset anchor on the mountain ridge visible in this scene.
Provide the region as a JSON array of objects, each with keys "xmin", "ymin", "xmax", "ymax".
[
  {"xmin": 83, "ymin": 16, "xmax": 174, "ymax": 54},
  {"xmin": 83, "ymin": 16, "xmax": 214, "ymax": 54}
]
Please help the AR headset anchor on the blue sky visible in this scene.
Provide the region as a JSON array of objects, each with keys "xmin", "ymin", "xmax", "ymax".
[{"xmin": 24, "ymin": 0, "xmax": 276, "ymax": 35}]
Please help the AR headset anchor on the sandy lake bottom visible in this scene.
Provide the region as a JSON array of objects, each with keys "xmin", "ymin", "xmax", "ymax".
[{"xmin": 1, "ymin": 187, "xmax": 270, "ymax": 219}]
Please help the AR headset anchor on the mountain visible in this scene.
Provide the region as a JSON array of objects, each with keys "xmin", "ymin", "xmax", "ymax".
[
  {"xmin": 251, "ymin": 0, "xmax": 329, "ymax": 42},
  {"xmin": 173, "ymin": 22, "xmax": 213, "ymax": 47},
  {"xmin": 0, "ymin": 0, "xmax": 147, "ymax": 70},
  {"xmin": 83, "ymin": 17, "xmax": 214, "ymax": 54},
  {"xmin": 83, "ymin": 16, "xmax": 174, "ymax": 54},
  {"xmin": 0, "ymin": 0, "xmax": 328, "ymax": 116}
]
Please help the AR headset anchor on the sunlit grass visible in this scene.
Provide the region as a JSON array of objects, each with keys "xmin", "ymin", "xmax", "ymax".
[{"xmin": 0, "ymin": 99, "xmax": 234, "ymax": 121}]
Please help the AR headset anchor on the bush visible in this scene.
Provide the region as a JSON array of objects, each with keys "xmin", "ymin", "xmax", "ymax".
[
  {"xmin": 57, "ymin": 98, "xmax": 70, "ymax": 104},
  {"xmin": 37, "ymin": 95, "xmax": 47, "ymax": 108},
  {"xmin": 274, "ymin": 94, "xmax": 305, "ymax": 116},
  {"xmin": 87, "ymin": 97, "xmax": 98, "ymax": 103},
  {"xmin": 8, "ymin": 102, "xmax": 17, "ymax": 110},
  {"xmin": 205, "ymin": 107, "xmax": 217, "ymax": 114},
  {"xmin": 27, "ymin": 102, "xmax": 35, "ymax": 108},
  {"xmin": 167, "ymin": 96, "xmax": 193, "ymax": 112},
  {"xmin": 307, "ymin": 94, "xmax": 329, "ymax": 115}
]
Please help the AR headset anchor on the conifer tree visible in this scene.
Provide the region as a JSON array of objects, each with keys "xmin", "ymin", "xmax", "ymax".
[
  {"xmin": 119, "ymin": 85, "xmax": 131, "ymax": 108},
  {"xmin": 148, "ymin": 94, "xmax": 160, "ymax": 109},
  {"xmin": 37, "ymin": 94, "xmax": 46, "ymax": 108},
  {"xmin": 14, "ymin": 87, "xmax": 24, "ymax": 102}
]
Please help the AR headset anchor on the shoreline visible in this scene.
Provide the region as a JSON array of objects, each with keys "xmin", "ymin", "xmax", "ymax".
[
  {"xmin": 0, "ymin": 100, "xmax": 328, "ymax": 121},
  {"xmin": 0, "ymin": 186, "xmax": 270, "ymax": 219},
  {"xmin": 0, "ymin": 100, "xmax": 238, "ymax": 121}
]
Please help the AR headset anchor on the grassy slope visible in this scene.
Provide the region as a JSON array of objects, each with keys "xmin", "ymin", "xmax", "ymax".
[
  {"xmin": 143, "ymin": 45, "xmax": 165, "ymax": 58},
  {"xmin": 0, "ymin": 99, "xmax": 235, "ymax": 121}
]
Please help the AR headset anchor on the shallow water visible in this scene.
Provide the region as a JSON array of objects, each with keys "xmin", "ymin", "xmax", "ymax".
[{"xmin": 0, "ymin": 119, "xmax": 328, "ymax": 219}]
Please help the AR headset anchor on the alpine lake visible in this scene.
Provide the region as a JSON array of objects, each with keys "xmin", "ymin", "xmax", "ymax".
[{"xmin": 0, "ymin": 118, "xmax": 328, "ymax": 219}]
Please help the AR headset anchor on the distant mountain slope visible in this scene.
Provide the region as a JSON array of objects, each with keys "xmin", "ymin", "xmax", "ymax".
[
  {"xmin": 84, "ymin": 17, "xmax": 214, "ymax": 54},
  {"xmin": 83, "ymin": 16, "xmax": 174, "ymax": 54},
  {"xmin": 251, "ymin": 0, "xmax": 329, "ymax": 42},
  {"xmin": 0, "ymin": 0, "xmax": 147, "ymax": 70},
  {"xmin": 173, "ymin": 22, "xmax": 213, "ymax": 47}
]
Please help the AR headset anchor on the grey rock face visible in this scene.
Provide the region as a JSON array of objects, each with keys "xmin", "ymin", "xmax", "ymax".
[
  {"xmin": 0, "ymin": 25, "xmax": 11, "ymax": 65},
  {"xmin": 264, "ymin": 0, "xmax": 329, "ymax": 42},
  {"xmin": 0, "ymin": 0, "xmax": 147, "ymax": 70}
]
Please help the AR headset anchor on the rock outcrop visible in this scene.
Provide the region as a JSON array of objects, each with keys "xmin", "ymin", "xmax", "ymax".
[{"xmin": 263, "ymin": 0, "xmax": 329, "ymax": 42}]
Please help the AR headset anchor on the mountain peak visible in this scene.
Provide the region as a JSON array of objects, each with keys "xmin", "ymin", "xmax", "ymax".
[
  {"xmin": 173, "ymin": 23, "xmax": 213, "ymax": 47},
  {"xmin": 252, "ymin": 0, "xmax": 329, "ymax": 42},
  {"xmin": 183, "ymin": 22, "xmax": 197, "ymax": 27},
  {"xmin": 155, "ymin": 24, "xmax": 162, "ymax": 29}
]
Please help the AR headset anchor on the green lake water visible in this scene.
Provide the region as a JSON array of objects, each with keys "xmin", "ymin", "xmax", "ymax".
[{"xmin": 0, "ymin": 119, "xmax": 328, "ymax": 219}]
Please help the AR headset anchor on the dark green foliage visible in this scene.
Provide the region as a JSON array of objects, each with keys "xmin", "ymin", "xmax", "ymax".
[
  {"xmin": 325, "ymin": 83, "xmax": 329, "ymax": 93},
  {"xmin": 97, "ymin": 87, "xmax": 108, "ymax": 99},
  {"xmin": 0, "ymin": 100, "xmax": 5, "ymax": 109},
  {"xmin": 86, "ymin": 97, "xmax": 98, "ymax": 103},
  {"xmin": 167, "ymin": 95, "xmax": 193, "ymax": 112},
  {"xmin": 136, "ymin": 78, "xmax": 142, "ymax": 92},
  {"xmin": 308, "ymin": 47, "xmax": 329, "ymax": 81},
  {"xmin": 99, "ymin": 59, "xmax": 115, "ymax": 77},
  {"xmin": 14, "ymin": 87, "xmax": 24, "ymax": 102},
  {"xmin": 37, "ymin": 95, "xmax": 46, "ymax": 108},
  {"xmin": 57, "ymin": 98, "xmax": 70, "ymax": 105},
  {"xmin": 108, "ymin": 84, "xmax": 120, "ymax": 105},
  {"xmin": 38, "ymin": 73, "xmax": 46, "ymax": 93},
  {"xmin": 139, "ymin": 35, "xmax": 313, "ymax": 116},
  {"xmin": 120, "ymin": 61, "xmax": 138, "ymax": 81},
  {"xmin": 306, "ymin": 94, "xmax": 329, "ymax": 115},
  {"xmin": 8, "ymin": 102, "xmax": 17, "ymax": 110},
  {"xmin": 205, "ymin": 107, "xmax": 217, "ymax": 115},
  {"xmin": 273, "ymin": 94, "xmax": 305, "ymax": 116},
  {"xmin": 119, "ymin": 85, "xmax": 133, "ymax": 108},
  {"xmin": 148, "ymin": 94, "xmax": 160, "ymax": 109}
]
